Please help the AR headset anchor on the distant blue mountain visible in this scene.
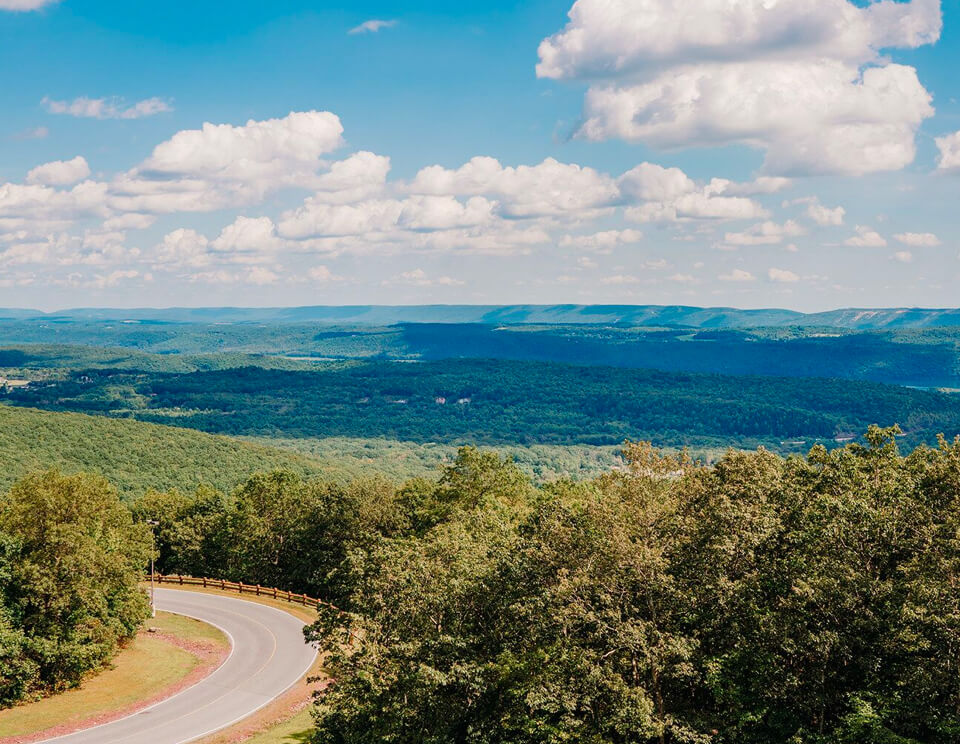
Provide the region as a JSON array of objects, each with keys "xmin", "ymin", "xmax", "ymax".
[{"xmin": 7, "ymin": 305, "xmax": 960, "ymax": 328}]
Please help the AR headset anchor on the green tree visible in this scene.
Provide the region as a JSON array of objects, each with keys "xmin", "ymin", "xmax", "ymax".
[{"xmin": 0, "ymin": 470, "xmax": 151, "ymax": 706}]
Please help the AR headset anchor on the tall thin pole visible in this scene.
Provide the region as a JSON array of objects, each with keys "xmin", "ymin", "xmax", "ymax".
[
  {"xmin": 151, "ymin": 553, "xmax": 156, "ymax": 618},
  {"xmin": 147, "ymin": 519, "xmax": 159, "ymax": 618}
]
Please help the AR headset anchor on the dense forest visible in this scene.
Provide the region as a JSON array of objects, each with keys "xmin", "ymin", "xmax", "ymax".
[
  {"xmin": 16, "ymin": 429, "xmax": 955, "ymax": 742},
  {"xmin": 2, "ymin": 319, "xmax": 960, "ymax": 388},
  {"xmin": 5, "ymin": 359, "xmax": 960, "ymax": 452}
]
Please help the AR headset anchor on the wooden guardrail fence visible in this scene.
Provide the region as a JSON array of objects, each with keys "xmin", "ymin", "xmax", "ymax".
[{"xmin": 153, "ymin": 573, "xmax": 339, "ymax": 612}]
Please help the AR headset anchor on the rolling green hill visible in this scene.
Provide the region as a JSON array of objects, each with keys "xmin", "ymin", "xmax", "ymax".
[{"xmin": 0, "ymin": 404, "xmax": 323, "ymax": 497}]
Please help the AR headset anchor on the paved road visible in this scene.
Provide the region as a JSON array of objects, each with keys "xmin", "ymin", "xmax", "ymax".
[{"xmin": 38, "ymin": 588, "xmax": 318, "ymax": 744}]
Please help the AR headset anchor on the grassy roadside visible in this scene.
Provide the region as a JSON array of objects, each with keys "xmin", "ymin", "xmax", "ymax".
[
  {"xmin": 0, "ymin": 612, "xmax": 229, "ymax": 742},
  {"xmin": 241, "ymin": 709, "xmax": 314, "ymax": 743}
]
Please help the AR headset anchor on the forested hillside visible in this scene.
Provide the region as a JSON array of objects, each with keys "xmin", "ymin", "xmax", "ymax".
[
  {"xmin": 7, "ymin": 359, "xmax": 960, "ymax": 452},
  {"xmin": 0, "ymin": 405, "xmax": 321, "ymax": 496},
  {"xmin": 129, "ymin": 431, "xmax": 960, "ymax": 743}
]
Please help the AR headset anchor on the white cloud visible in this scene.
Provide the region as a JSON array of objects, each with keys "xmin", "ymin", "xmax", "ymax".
[
  {"xmin": 385, "ymin": 268, "xmax": 465, "ymax": 287},
  {"xmin": 153, "ymin": 229, "xmax": 211, "ymax": 268},
  {"xmin": 109, "ymin": 111, "xmax": 348, "ymax": 214},
  {"xmin": 0, "ymin": 0, "xmax": 59, "ymax": 10},
  {"xmin": 538, "ymin": 0, "xmax": 940, "ymax": 79},
  {"xmin": 409, "ymin": 156, "xmax": 619, "ymax": 219},
  {"xmin": 102, "ymin": 213, "xmax": 156, "ymax": 231},
  {"xmin": 306, "ymin": 265, "xmax": 342, "ymax": 282},
  {"xmin": 88, "ymin": 269, "xmax": 140, "ymax": 289},
  {"xmin": 893, "ymin": 251, "xmax": 914, "ymax": 263},
  {"xmin": 560, "ymin": 229, "xmax": 644, "ymax": 252},
  {"xmin": 719, "ymin": 269, "xmax": 756, "ymax": 282},
  {"xmin": 189, "ymin": 266, "xmax": 279, "ymax": 285},
  {"xmin": 600, "ymin": 274, "xmax": 642, "ymax": 285},
  {"xmin": 211, "ymin": 216, "xmax": 283, "ymax": 258},
  {"xmin": 844, "ymin": 225, "xmax": 887, "ymax": 247},
  {"xmin": 894, "ymin": 232, "xmax": 941, "ymax": 247},
  {"xmin": 719, "ymin": 177, "xmax": 792, "ymax": 196},
  {"xmin": 619, "ymin": 163, "xmax": 768, "ymax": 223},
  {"xmin": 279, "ymin": 199, "xmax": 405, "ymax": 240},
  {"xmin": 768, "ymin": 267, "xmax": 800, "ymax": 283},
  {"xmin": 0, "ymin": 180, "xmax": 108, "ymax": 228},
  {"xmin": 26, "ymin": 156, "xmax": 90, "ymax": 186},
  {"xmin": 806, "ymin": 202, "xmax": 846, "ymax": 226},
  {"xmin": 140, "ymin": 110, "xmax": 343, "ymax": 183},
  {"xmin": 723, "ymin": 220, "xmax": 803, "ymax": 246},
  {"xmin": 936, "ymin": 131, "xmax": 960, "ymax": 171},
  {"xmin": 349, "ymin": 19, "xmax": 397, "ymax": 34},
  {"xmin": 310, "ymin": 151, "xmax": 391, "ymax": 204},
  {"xmin": 42, "ymin": 96, "xmax": 172, "ymax": 120},
  {"xmin": 539, "ymin": 0, "xmax": 940, "ymax": 175}
]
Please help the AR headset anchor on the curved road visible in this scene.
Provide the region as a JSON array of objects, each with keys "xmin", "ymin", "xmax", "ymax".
[{"xmin": 39, "ymin": 588, "xmax": 318, "ymax": 744}]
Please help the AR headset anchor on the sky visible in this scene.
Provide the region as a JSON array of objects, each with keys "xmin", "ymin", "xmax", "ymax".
[{"xmin": 1, "ymin": 0, "xmax": 959, "ymax": 311}]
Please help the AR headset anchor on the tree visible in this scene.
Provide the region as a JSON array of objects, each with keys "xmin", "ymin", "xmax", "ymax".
[{"xmin": 0, "ymin": 470, "xmax": 151, "ymax": 706}]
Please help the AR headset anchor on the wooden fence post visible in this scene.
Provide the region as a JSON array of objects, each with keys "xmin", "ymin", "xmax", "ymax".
[{"xmin": 239, "ymin": 581, "xmax": 243, "ymax": 594}]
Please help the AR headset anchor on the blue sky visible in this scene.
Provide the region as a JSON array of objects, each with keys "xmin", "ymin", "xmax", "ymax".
[{"xmin": 1, "ymin": 0, "xmax": 958, "ymax": 310}]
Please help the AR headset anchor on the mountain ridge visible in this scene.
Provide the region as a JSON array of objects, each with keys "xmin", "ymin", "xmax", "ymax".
[{"xmin": 5, "ymin": 305, "xmax": 960, "ymax": 328}]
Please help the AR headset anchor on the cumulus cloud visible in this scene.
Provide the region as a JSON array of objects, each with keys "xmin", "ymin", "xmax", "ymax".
[
  {"xmin": 153, "ymin": 229, "xmax": 212, "ymax": 268},
  {"xmin": 189, "ymin": 266, "xmax": 279, "ymax": 285},
  {"xmin": 384, "ymin": 268, "xmax": 465, "ymax": 287},
  {"xmin": 88, "ymin": 269, "xmax": 141, "ymax": 289},
  {"xmin": 0, "ymin": 0, "xmax": 59, "ymax": 10},
  {"xmin": 349, "ymin": 19, "xmax": 397, "ymax": 34},
  {"xmin": 560, "ymin": 229, "xmax": 644, "ymax": 252},
  {"xmin": 26, "ymin": 156, "xmax": 90, "ymax": 186},
  {"xmin": 723, "ymin": 220, "xmax": 803, "ymax": 246},
  {"xmin": 844, "ymin": 225, "xmax": 887, "ymax": 247},
  {"xmin": 102, "ymin": 213, "xmax": 156, "ymax": 231},
  {"xmin": 42, "ymin": 96, "xmax": 172, "ymax": 120},
  {"xmin": 307, "ymin": 265, "xmax": 342, "ymax": 282},
  {"xmin": 936, "ymin": 131, "xmax": 960, "ymax": 171},
  {"xmin": 894, "ymin": 232, "xmax": 941, "ymax": 247},
  {"xmin": 110, "ymin": 111, "xmax": 348, "ymax": 214},
  {"xmin": 768, "ymin": 267, "xmax": 800, "ymax": 283},
  {"xmin": 0, "ymin": 180, "xmax": 108, "ymax": 229},
  {"xmin": 719, "ymin": 268, "xmax": 756, "ymax": 282},
  {"xmin": 619, "ymin": 163, "xmax": 768, "ymax": 223},
  {"xmin": 539, "ymin": 0, "xmax": 941, "ymax": 175},
  {"xmin": 893, "ymin": 251, "xmax": 914, "ymax": 263},
  {"xmin": 408, "ymin": 156, "xmax": 619, "ymax": 218},
  {"xmin": 139, "ymin": 110, "xmax": 343, "ymax": 183},
  {"xmin": 806, "ymin": 201, "xmax": 846, "ymax": 226}
]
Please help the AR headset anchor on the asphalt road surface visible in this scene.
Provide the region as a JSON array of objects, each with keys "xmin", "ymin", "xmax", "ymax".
[{"xmin": 37, "ymin": 588, "xmax": 318, "ymax": 744}]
